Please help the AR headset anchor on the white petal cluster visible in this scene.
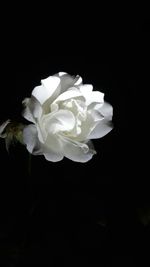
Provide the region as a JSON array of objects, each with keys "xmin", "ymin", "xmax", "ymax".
[{"xmin": 22, "ymin": 72, "xmax": 113, "ymax": 162}]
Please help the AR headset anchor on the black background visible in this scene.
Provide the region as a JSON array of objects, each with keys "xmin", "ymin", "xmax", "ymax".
[{"xmin": 0, "ymin": 14, "xmax": 149, "ymax": 266}]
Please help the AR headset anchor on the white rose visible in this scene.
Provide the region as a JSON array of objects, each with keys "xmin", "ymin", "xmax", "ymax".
[{"xmin": 22, "ymin": 72, "xmax": 113, "ymax": 162}]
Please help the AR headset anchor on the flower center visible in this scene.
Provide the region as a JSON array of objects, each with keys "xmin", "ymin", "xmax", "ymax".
[{"xmin": 61, "ymin": 99, "xmax": 87, "ymax": 138}]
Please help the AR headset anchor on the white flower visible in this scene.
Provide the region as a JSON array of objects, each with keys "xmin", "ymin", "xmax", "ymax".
[{"xmin": 22, "ymin": 72, "xmax": 113, "ymax": 162}]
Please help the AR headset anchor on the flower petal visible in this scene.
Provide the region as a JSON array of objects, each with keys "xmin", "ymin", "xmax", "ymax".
[
  {"xmin": 32, "ymin": 76, "xmax": 60, "ymax": 105},
  {"xmin": 74, "ymin": 75, "xmax": 83, "ymax": 86},
  {"xmin": 42, "ymin": 133, "xmax": 64, "ymax": 162},
  {"xmin": 88, "ymin": 119, "xmax": 113, "ymax": 139},
  {"xmin": 58, "ymin": 72, "xmax": 67, "ymax": 77},
  {"xmin": 23, "ymin": 124, "xmax": 42, "ymax": 154},
  {"xmin": 74, "ymin": 109, "xmax": 104, "ymax": 142},
  {"xmin": 61, "ymin": 136, "xmax": 95, "ymax": 162},
  {"xmin": 80, "ymin": 84, "xmax": 93, "ymax": 93},
  {"xmin": 79, "ymin": 85, "xmax": 104, "ymax": 106},
  {"xmin": 41, "ymin": 110, "xmax": 75, "ymax": 134},
  {"xmin": 22, "ymin": 98, "xmax": 35, "ymax": 123},
  {"xmin": 43, "ymin": 151, "xmax": 63, "ymax": 162},
  {"xmin": 53, "ymin": 88, "xmax": 85, "ymax": 104},
  {"xmin": 0, "ymin": 120, "xmax": 11, "ymax": 138},
  {"xmin": 57, "ymin": 73, "xmax": 83, "ymax": 92},
  {"xmin": 88, "ymin": 102, "xmax": 113, "ymax": 139},
  {"xmin": 22, "ymin": 97, "xmax": 43, "ymax": 123},
  {"xmin": 98, "ymin": 102, "xmax": 113, "ymax": 120}
]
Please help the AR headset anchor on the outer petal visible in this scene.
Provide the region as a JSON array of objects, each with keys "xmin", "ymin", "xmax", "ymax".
[
  {"xmin": 58, "ymin": 72, "xmax": 67, "ymax": 77},
  {"xmin": 43, "ymin": 151, "xmax": 63, "ymax": 162},
  {"xmin": 74, "ymin": 75, "xmax": 83, "ymax": 86},
  {"xmin": 22, "ymin": 98, "xmax": 35, "ymax": 123},
  {"xmin": 88, "ymin": 119, "xmax": 113, "ymax": 139},
  {"xmin": 57, "ymin": 72, "xmax": 83, "ymax": 93},
  {"xmin": 42, "ymin": 133, "xmax": 64, "ymax": 162},
  {"xmin": 23, "ymin": 124, "xmax": 42, "ymax": 154},
  {"xmin": 32, "ymin": 76, "xmax": 60, "ymax": 105},
  {"xmin": 53, "ymin": 88, "xmax": 85, "ymax": 104},
  {"xmin": 98, "ymin": 102, "xmax": 113, "ymax": 120},
  {"xmin": 79, "ymin": 85, "xmax": 104, "ymax": 106},
  {"xmin": 0, "ymin": 120, "xmax": 10, "ymax": 138},
  {"xmin": 88, "ymin": 102, "xmax": 113, "ymax": 139},
  {"xmin": 61, "ymin": 136, "xmax": 95, "ymax": 162},
  {"xmin": 22, "ymin": 97, "xmax": 43, "ymax": 123}
]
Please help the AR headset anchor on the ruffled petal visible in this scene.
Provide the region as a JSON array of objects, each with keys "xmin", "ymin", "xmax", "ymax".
[
  {"xmin": 57, "ymin": 72, "xmax": 83, "ymax": 92},
  {"xmin": 88, "ymin": 102, "xmax": 113, "ymax": 139},
  {"xmin": 22, "ymin": 97, "xmax": 43, "ymax": 123},
  {"xmin": 58, "ymin": 72, "xmax": 67, "ymax": 77},
  {"xmin": 42, "ymin": 133, "xmax": 64, "ymax": 162},
  {"xmin": 23, "ymin": 124, "xmax": 42, "ymax": 154},
  {"xmin": 88, "ymin": 119, "xmax": 113, "ymax": 139},
  {"xmin": 98, "ymin": 102, "xmax": 113, "ymax": 120},
  {"xmin": 74, "ymin": 109, "xmax": 104, "ymax": 142},
  {"xmin": 32, "ymin": 76, "xmax": 60, "ymax": 105},
  {"xmin": 79, "ymin": 85, "xmax": 104, "ymax": 106},
  {"xmin": 43, "ymin": 152, "xmax": 63, "ymax": 162},
  {"xmin": 41, "ymin": 110, "xmax": 75, "ymax": 134},
  {"xmin": 74, "ymin": 75, "xmax": 83, "ymax": 86},
  {"xmin": 53, "ymin": 88, "xmax": 85, "ymax": 104},
  {"xmin": 61, "ymin": 136, "xmax": 95, "ymax": 162}
]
